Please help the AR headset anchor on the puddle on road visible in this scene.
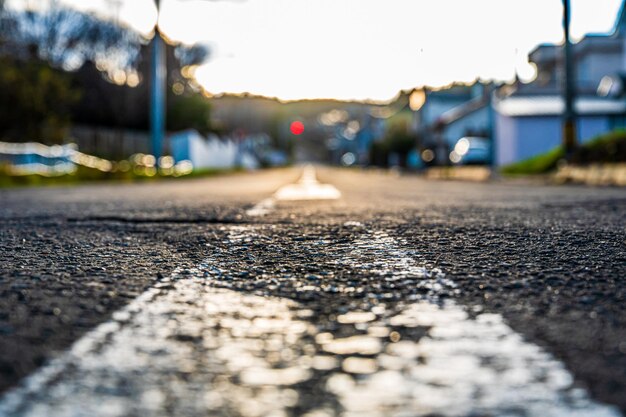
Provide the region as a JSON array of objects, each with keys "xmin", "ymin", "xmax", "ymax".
[{"xmin": 0, "ymin": 226, "xmax": 621, "ymax": 417}]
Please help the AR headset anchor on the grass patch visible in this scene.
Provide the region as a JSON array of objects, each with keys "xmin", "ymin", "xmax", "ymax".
[
  {"xmin": 182, "ymin": 167, "xmax": 244, "ymax": 179},
  {"xmin": 501, "ymin": 130, "xmax": 626, "ymax": 175},
  {"xmin": 501, "ymin": 147, "xmax": 564, "ymax": 175},
  {"xmin": 0, "ymin": 164, "xmax": 240, "ymax": 188}
]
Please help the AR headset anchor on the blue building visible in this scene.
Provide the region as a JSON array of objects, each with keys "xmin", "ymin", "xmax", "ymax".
[
  {"xmin": 411, "ymin": 83, "xmax": 493, "ymax": 165},
  {"xmin": 494, "ymin": 1, "xmax": 626, "ymax": 166}
]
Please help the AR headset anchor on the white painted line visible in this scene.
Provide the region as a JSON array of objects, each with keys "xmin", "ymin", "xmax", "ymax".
[
  {"xmin": 0, "ymin": 226, "xmax": 620, "ymax": 417},
  {"xmin": 329, "ymin": 227, "xmax": 621, "ymax": 417},
  {"xmin": 274, "ymin": 165, "xmax": 341, "ymax": 201},
  {"xmin": 246, "ymin": 166, "xmax": 341, "ymax": 216},
  {"xmin": 0, "ymin": 274, "xmax": 311, "ymax": 416},
  {"xmin": 244, "ymin": 197, "xmax": 275, "ymax": 217}
]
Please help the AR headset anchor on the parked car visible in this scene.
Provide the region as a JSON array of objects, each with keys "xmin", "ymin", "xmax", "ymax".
[{"xmin": 450, "ymin": 136, "xmax": 491, "ymax": 165}]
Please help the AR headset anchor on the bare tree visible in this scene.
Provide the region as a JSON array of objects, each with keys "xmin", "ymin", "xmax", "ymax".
[{"xmin": 1, "ymin": 6, "xmax": 143, "ymax": 72}]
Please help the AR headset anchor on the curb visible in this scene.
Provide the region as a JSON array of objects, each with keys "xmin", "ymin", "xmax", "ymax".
[
  {"xmin": 554, "ymin": 163, "xmax": 626, "ymax": 186},
  {"xmin": 425, "ymin": 166, "xmax": 492, "ymax": 182}
]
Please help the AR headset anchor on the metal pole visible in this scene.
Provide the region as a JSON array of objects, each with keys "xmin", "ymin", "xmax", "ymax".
[
  {"xmin": 488, "ymin": 86, "xmax": 497, "ymax": 174},
  {"xmin": 562, "ymin": 0, "xmax": 577, "ymax": 159},
  {"xmin": 150, "ymin": 0, "xmax": 165, "ymax": 163}
]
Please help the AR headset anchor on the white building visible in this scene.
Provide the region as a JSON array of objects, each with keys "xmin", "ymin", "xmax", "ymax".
[{"xmin": 170, "ymin": 130, "xmax": 258, "ymax": 170}]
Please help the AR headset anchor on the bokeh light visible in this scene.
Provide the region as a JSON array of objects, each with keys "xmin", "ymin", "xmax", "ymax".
[{"xmin": 290, "ymin": 121, "xmax": 305, "ymax": 136}]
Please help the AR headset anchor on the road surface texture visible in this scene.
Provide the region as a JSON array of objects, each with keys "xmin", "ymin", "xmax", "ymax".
[{"xmin": 0, "ymin": 167, "xmax": 624, "ymax": 417}]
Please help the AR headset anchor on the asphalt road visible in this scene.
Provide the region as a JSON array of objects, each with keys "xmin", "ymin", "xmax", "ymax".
[{"xmin": 0, "ymin": 167, "xmax": 624, "ymax": 416}]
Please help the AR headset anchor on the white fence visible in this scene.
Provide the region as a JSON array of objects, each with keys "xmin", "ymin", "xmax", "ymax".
[{"xmin": 0, "ymin": 141, "xmax": 114, "ymax": 176}]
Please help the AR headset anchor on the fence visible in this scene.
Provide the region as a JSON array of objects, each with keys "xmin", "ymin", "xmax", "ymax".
[{"xmin": 0, "ymin": 141, "xmax": 114, "ymax": 176}]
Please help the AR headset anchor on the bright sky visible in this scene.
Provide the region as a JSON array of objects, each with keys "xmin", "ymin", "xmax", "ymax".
[{"xmin": 12, "ymin": 0, "xmax": 626, "ymax": 101}]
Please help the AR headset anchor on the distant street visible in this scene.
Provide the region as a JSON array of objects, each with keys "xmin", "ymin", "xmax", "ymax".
[{"xmin": 0, "ymin": 167, "xmax": 624, "ymax": 416}]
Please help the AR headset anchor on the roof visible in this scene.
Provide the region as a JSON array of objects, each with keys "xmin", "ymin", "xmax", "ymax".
[
  {"xmin": 529, "ymin": 43, "xmax": 558, "ymax": 64},
  {"xmin": 436, "ymin": 95, "xmax": 489, "ymax": 127},
  {"xmin": 614, "ymin": 0, "xmax": 626, "ymax": 36},
  {"xmin": 529, "ymin": 1, "xmax": 626, "ymax": 63},
  {"xmin": 494, "ymin": 96, "xmax": 626, "ymax": 117},
  {"xmin": 530, "ymin": 36, "xmax": 622, "ymax": 67}
]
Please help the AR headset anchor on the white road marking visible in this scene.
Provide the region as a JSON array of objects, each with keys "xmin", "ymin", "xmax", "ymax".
[
  {"xmin": 327, "ymin": 229, "xmax": 621, "ymax": 417},
  {"xmin": 0, "ymin": 225, "xmax": 621, "ymax": 417},
  {"xmin": 244, "ymin": 197, "xmax": 275, "ymax": 217},
  {"xmin": 274, "ymin": 165, "xmax": 341, "ymax": 201},
  {"xmin": 0, "ymin": 269, "xmax": 312, "ymax": 417},
  {"xmin": 246, "ymin": 166, "xmax": 341, "ymax": 216}
]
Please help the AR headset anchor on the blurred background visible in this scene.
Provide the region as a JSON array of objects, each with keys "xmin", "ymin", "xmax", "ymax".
[{"xmin": 1, "ymin": 0, "xmax": 625, "ymax": 184}]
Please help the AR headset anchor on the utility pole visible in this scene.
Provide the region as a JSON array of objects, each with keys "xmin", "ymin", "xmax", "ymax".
[
  {"xmin": 151, "ymin": 0, "xmax": 165, "ymax": 164},
  {"xmin": 562, "ymin": 0, "xmax": 577, "ymax": 159},
  {"xmin": 107, "ymin": 0, "xmax": 123, "ymax": 24}
]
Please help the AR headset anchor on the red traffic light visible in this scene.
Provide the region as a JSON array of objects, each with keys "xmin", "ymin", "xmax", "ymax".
[{"xmin": 290, "ymin": 121, "xmax": 304, "ymax": 136}]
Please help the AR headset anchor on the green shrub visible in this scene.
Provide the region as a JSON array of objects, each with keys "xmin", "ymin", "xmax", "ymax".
[{"xmin": 501, "ymin": 130, "xmax": 626, "ymax": 175}]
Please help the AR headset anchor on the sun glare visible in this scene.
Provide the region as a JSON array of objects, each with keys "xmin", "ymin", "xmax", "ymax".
[{"xmin": 11, "ymin": 0, "xmax": 624, "ymax": 101}]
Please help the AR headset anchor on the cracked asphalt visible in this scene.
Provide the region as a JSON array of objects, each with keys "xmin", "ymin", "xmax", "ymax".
[{"xmin": 0, "ymin": 167, "xmax": 624, "ymax": 416}]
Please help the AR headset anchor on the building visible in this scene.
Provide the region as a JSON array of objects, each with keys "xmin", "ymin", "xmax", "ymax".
[
  {"xmin": 493, "ymin": 2, "xmax": 626, "ymax": 166},
  {"xmin": 411, "ymin": 83, "xmax": 493, "ymax": 165},
  {"xmin": 170, "ymin": 130, "xmax": 260, "ymax": 170}
]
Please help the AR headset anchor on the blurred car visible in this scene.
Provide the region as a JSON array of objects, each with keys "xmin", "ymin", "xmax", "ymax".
[{"xmin": 449, "ymin": 136, "xmax": 491, "ymax": 165}]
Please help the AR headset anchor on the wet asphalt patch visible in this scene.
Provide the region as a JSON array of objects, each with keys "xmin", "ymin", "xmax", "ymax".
[
  {"xmin": 0, "ymin": 223, "xmax": 620, "ymax": 417},
  {"xmin": 66, "ymin": 216, "xmax": 245, "ymax": 225},
  {"xmin": 1, "ymin": 167, "xmax": 624, "ymax": 416}
]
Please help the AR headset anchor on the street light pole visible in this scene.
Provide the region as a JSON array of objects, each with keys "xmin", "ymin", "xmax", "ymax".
[
  {"xmin": 562, "ymin": 0, "xmax": 577, "ymax": 159},
  {"xmin": 151, "ymin": 0, "xmax": 166, "ymax": 164}
]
